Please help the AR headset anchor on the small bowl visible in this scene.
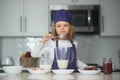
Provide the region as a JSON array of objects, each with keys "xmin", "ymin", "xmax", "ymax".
[{"xmin": 3, "ymin": 66, "xmax": 23, "ymax": 75}]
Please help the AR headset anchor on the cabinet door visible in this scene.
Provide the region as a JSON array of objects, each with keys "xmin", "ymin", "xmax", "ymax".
[
  {"xmin": 0, "ymin": 0, "xmax": 23, "ymax": 36},
  {"xmin": 76, "ymin": 0, "xmax": 100, "ymax": 5},
  {"xmin": 100, "ymin": 0, "xmax": 120, "ymax": 36},
  {"xmin": 0, "ymin": 0, "xmax": 2, "ymax": 35},
  {"xmin": 23, "ymin": 0, "xmax": 49, "ymax": 36},
  {"xmin": 50, "ymin": 0, "xmax": 73, "ymax": 5},
  {"xmin": 50, "ymin": 0, "xmax": 100, "ymax": 5}
]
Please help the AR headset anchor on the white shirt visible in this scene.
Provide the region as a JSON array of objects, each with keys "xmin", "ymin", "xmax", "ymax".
[{"xmin": 31, "ymin": 39, "xmax": 87, "ymax": 69}]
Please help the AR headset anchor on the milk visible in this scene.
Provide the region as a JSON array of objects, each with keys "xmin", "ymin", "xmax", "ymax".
[{"xmin": 57, "ymin": 60, "xmax": 68, "ymax": 69}]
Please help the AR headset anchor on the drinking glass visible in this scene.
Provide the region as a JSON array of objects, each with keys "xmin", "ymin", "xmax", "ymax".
[
  {"xmin": 55, "ymin": 47, "xmax": 70, "ymax": 69},
  {"xmin": 39, "ymin": 51, "xmax": 52, "ymax": 71},
  {"xmin": 39, "ymin": 59, "xmax": 52, "ymax": 72}
]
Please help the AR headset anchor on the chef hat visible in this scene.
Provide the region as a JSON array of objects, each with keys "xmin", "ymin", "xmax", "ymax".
[{"xmin": 53, "ymin": 9, "xmax": 72, "ymax": 24}]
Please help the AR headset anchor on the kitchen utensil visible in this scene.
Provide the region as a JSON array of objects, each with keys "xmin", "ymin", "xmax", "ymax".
[
  {"xmin": 38, "ymin": 51, "xmax": 52, "ymax": 72},
  {"xmin": 39, "ymin": 59, "xmax": 52, "ymax": 72},
  {"xmin": 3, "ymin": 66, "xmax": 23, "ymax": 75},
  {"xmin": 51, "ymin": 34, "xmax": 66, "ymax": 39},
  {"xmin": 1, "ymin": 56, "xmax": 14, "ymax": 66}
]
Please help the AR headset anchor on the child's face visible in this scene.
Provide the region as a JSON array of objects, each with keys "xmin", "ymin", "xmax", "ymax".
[{"xmin": 55, "ymin": 21, "xmax": 70, "ymax": 36}]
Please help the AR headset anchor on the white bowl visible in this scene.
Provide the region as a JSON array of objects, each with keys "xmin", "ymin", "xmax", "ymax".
[{"xmin": 3, "ymin": 66, "xmax": 23, "ymax": 75}]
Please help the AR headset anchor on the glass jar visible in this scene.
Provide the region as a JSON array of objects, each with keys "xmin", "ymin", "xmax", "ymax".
[{"xmin": 103, "ymin": 58, "xmax": 112, "ymax": 74}]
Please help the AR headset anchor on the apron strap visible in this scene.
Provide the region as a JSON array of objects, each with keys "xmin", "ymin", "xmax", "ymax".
[
  {"xmin": 70, "ymin": 40, "xmax": 75, "ymax": 47},
  {"xmin": 56, "ymin": 40, "xmax": 58, "ymax": 47},
  {"xmin": 69, "ymin": 41, "xmax": 77, "ymax": 71}
]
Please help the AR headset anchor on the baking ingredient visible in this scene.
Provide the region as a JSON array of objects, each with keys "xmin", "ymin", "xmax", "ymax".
[{"xmin": 57, "ymin": 60, "xmax": 68, "ymax": 69}]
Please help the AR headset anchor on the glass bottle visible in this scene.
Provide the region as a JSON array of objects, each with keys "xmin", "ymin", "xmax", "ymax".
[{"xmin": 103, "ymin": 58, "xmax": 112, "ymax": 74}]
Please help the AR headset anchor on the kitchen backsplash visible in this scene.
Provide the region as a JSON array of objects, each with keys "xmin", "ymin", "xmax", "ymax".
[
  {"xmin": 0, "ymin": 36, "xmax": 120, "ymax": 69},
  {"xmin": 0, "ymin": 37, "xmax": 41, "ymax": 66}
]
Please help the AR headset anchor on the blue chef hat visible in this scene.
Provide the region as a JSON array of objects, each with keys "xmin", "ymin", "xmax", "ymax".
[{"xmin": 53, "ymin": 9, "xmax": 72, "ymax": 24}]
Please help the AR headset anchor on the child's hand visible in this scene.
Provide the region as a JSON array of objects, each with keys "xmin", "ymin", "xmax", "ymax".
[
  {"xmin": 40, "ymin": 34, "xmax": 52, "ymax": 44},
  {"xmin": 83, "ymin": 66, "xmax": 97, "ymax": 70}
]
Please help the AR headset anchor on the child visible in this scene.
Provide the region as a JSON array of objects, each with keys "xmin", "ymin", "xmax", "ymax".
[{"xmin": 31, "ymin": 9, "xmax": 88, "ymax": 71}]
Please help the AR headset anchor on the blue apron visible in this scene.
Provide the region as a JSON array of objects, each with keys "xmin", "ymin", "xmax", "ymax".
[{"xmin": 52, "ymin": 40, "xmax": 77, "ymax": 71}]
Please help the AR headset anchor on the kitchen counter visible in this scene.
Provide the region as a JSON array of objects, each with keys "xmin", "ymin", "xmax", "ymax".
[{"xmin": 0, "ymin": 72, "xmax": 120, "ymax": 80}]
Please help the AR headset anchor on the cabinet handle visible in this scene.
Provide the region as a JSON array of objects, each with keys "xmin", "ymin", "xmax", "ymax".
[
  {"xmin": 101, "ymin": 16, "xmax": 104, "ymax": 32},
  {"xmin": 88, "ymin": 9, "xmax": 91, "ymax": 26},
  {"xmin": 25, "ymin": 16, "xmax": 27, "ymax": 32},
  {"xmin": 20, "ymin": 16, "xmax": 22, "ymax": 32}
]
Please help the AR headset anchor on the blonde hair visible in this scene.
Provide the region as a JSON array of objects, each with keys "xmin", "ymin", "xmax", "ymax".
[{"xmin": 51, "ymin": 24, "xmax": 75, "ymax": 41}]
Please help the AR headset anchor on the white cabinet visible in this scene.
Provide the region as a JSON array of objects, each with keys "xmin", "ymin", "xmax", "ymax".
[
  {"xmin": 0, "ymin": 0, "xmax": 2, "ymax": 35},
  {"xmin": 23, "ymin": 0, "xmax": 48, "ymax": 36},
  {"xmin": 75, "ymin": 0, "xmax": 100, "ymax": 5},
  {"xmin": 50, "ymin": 0, "xmax": 73, "ymax": 5},
  {"xmin": 100, "ymin": 0, "xmax": 120, "ymax": 36},
  {"xmin": 0, "ymin": 0, "xmax": 22, "ymax": 36},
  {"xmin": 0, "ymin": 0, "xmax": 48, "ymax": 36},
  {"xmin": 50, "ymin": 0, "xmax": 100, "ymax": 5}
]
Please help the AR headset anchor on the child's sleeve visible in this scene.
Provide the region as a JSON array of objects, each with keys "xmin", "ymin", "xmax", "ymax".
[
  {"xmin": 31, "ymin": 38, "xmax": 45, "ymax": 58},
  {"xmin": 77, "ymin": 59, "xmax": 88, "ymax": 69}
]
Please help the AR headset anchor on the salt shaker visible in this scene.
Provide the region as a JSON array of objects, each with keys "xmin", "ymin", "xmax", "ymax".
[{"xmin": 103, "ymin": 58, "xmax": 112, "ymax": 74}]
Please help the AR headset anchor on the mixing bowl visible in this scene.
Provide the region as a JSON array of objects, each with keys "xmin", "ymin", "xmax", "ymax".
[{"xmin": 3, "ymin": 66, "xmax": 23, "ymax": 75}]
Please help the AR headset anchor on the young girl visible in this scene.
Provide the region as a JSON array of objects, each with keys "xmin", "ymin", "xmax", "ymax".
[{"xmin": 31, "ymin": 9, "xmax": 88, "ymax": 71}]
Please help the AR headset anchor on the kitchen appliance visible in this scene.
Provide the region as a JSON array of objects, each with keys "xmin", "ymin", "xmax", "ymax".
[
  {"xmin": 49, "ymin": 5, "xmax": 100, "ymax": 34},
  {"xmin": 1, "ymin": 56, "xmax": 14, "ymax": 66}
]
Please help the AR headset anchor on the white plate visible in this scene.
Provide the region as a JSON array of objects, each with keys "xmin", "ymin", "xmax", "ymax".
[
  {"xmin": 78, "ymin": 68, "xmax": 101, "ymax": 75},
  {"xmin": 27, "ymin": 68, "xmax": 48, "ymax": 74},
  {"xmin": 52, "ymin": 69, "xmax": 74, "ymax": 75}
]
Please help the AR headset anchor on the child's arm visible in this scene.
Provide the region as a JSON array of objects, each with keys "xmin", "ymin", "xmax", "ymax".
[
  {"xmin": 77, "ymin": 59, "xmax": 88, "ymax": 69},
  {"xmin": 31, "ymin": 38, "xmax": 45, "ymax": 58}
]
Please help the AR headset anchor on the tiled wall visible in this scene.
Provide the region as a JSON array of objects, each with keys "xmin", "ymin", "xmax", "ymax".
[
  {"xmin": 0, "ymin": 36, "xmax": 120, "ymax": 69},
  {"xmin": 0, "ymin": 37, "xmax": 41, "ymax": 66},
  {"xmin": 76, "ymin": 36, "xmax": 120, "ymax": 69}
]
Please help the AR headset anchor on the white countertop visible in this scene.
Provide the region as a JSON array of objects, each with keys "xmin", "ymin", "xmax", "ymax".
[
  {"xmin": 0, "ymin": 72, "xmax": 120, "ymax": 80},
  {"xmin": 0, "ymin": 67, "xmax": 31, "ymax": 71}
]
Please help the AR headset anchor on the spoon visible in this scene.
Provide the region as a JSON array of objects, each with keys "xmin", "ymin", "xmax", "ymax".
[{"xmin": 51, "ymin": 34, "xmax": 66, "ymax": 39}]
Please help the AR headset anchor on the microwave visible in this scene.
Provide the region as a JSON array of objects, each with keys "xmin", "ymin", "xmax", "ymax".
[{"xmin": 49, "ymin": 5, "xmax": 100, "ymax": 34}]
